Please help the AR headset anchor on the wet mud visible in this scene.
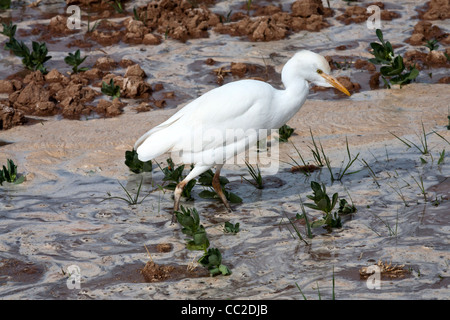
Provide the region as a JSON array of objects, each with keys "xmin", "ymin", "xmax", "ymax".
[{"xmin": 0, "ymin": 0, "xmax": 449, "ymax": 300}]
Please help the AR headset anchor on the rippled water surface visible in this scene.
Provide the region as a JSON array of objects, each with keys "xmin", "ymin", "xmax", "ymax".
[{"xmin": 0, "ymin": 0, "xmax": 449, "ymax": 299}]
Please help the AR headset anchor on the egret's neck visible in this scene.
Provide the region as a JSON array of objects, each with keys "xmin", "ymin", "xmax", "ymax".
[{"xmin": 272, "ymin": 78, "xmax": 309, "ymax": 127}]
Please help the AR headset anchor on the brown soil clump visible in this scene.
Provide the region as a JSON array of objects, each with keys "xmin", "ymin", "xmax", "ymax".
[
  {"xmin": 134, "ymin": 0, "xmax": 220, "ymax": 43},
  {"xmin": 418, "ymin": 0, "xmax": 450, "ymax": 20},
  {"xmin": 336, "ymin": 2, "xmax": 401, "ymax": 25},
  {"xmin": 214, "ymin": 0, "xmax": 332, "ymax": 41},
  {"xmin": 403, "ymin": 49, "xmax": 450, "ymax": 69},
  {"xmin": 354, "ymin": 59, "xmax": 376, "ymax": 71},
  {"xmin": 0, "ymin": 56, "xmax": 161, "ymax": 129},
  {"xmin": 406, "ymin": 21, "xmax": 449, "ymax": 45},
  {"xmin": 0, "ymin": 102, "xmax": 26, "ymax": 130},
  {"xmin": 359, "ymin": 260, "xmax": 410, "ymax": 280},
  {"xmin": 141, "ymin": 261, "xmax": 209, "ymax": 282}
]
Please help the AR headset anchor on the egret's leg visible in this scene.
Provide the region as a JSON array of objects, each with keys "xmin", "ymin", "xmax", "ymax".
[
  {"xmin": 212, "ymin": 164, "xmax": 232, "ymax": 213},
  {"xmin": 173, "ymin": 164, "xmax": 211, "ymax": 222}
]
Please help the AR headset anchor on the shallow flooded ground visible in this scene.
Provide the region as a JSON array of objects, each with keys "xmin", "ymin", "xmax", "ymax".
[{"xmin": 0, "ymin": 0, "xmax": 449, "ymax": 299}]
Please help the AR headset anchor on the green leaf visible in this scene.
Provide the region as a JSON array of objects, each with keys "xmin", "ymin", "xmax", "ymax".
[
  {"xmin": 375, "ymin": 29, "xmax": 384, "ymax": 44},
  {"xmin": 218, "ymin": 264, "xmax": 232, "ymax": 275},
  {"xmin": 198, "ymin": 190, "xmax": 217, "ymax": 199},
  {"xmin": 225, "ymin": 190, "xmax": 243, "ymax": 203},
  {"xmin": 0, "ymin": 0, "xmax": 11, "ymax": 10},
  {"xmin": 125, "ymin": 149, "xmax": 152, "ymax": 173}
]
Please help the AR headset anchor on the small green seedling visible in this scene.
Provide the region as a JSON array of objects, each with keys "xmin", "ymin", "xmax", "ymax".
[
  {"xmin": 1, "ymin": 22, "xmax": 16, "ymax": 47},
  {"xmin": 125, "ymin": 149, "xmax": 152, "ymax": 173},
  {"xmin": 424, "ymin": 39, "xmax": 439, "ymax": 52},
  {"xmin": 369, "ymin": 29, "xmax": 419, "ymax": 88},
  {"xmin": 278, "ymin": 124, "xmax": 294, "ymax": 142},
  {"xmin": 0, "ymin": 159, "xmax": 25, "ymax": 185},
  {"xmin": 175, "ymin": 206, "xmax": 231, "ymax": 276},
  {"xmin": 5, "ymin": 38, "xmax": 51, "ymax": 73},
  {"xmin": 103, "ymin": 177, "xmax": 150, "ymax": 205},
  {"xmin": 109, "ymin": 0, "xmax": 124, "ymax": 13},
  {"xmin": 101, "ymin": 79, "xmax": 121, "ymax": 100},
  {"xmin": 197, "ymin": 169, "xmax": 242, "ymax": 203},
  {"xmin": 198, "ymin": 248, "xmax": 232, "ymax": 276},
  {"xmin": 242, "ymin": 160, "xmax": 263, "ymax": 189},
  {"xmin": 0, "ymin": 0, "xmax": 11, "ymax": 10},
  {"xmin": 223, "ymin": 221, "xmax": 240, "ymax": 234},
  {"xmin": 337, "ymin": 198, "xmax": 357, "ymax": 215},
  {"xmin": 176, "ymin": 206, "xmax": 209, "ymax": 251},
  {"xmin": 304, "ymin": 181, "xmax": 342, "ymax": 229},
  {"xmin": 390, "ymin": 122, "xmax": 430, "ymax": 155},
  {"xmin": 158, "ymin": 158, "xmax": 196, "ymax": 200},
  {"xmin": 64, "ymin": 49, "xmax": 88, "ymax": 74}
]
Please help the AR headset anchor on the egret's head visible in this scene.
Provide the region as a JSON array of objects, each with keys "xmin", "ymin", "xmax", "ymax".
[{"xmin": 282, "ymin": 50, "xmax": 351, "ymax": 96}]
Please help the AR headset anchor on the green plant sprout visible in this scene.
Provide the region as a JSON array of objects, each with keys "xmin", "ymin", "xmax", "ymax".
[
  {"xmin": 197, "ymin": 169, "xmax": 242, "ymax": 204},
  {"xmin": 304, "ymin": 181, "xmax": 341, "ymax": 229},
  {"xmin": 424, "ymin": 39, "xmax": 439, "ymax": 52},
  {"xmin": 175, "ymin": 206, "xmax": 232, "ymax": 276},
  {"xmin": 242, "ymin": 160, "xmax": 263, "ymax": 189},
  {"xmin": 198, "ymin": 248, "xmax": 232, "ymax": 276},
  {"xmin": 1, "ymin": 22, "xmax": 16, "ymax": 48},
  {"xmin": 101, "ymin": 79, "xmax": 121, "ymax": 100},
  {"xmin": 223, "ymin": 221, "xmax": 240, "ymax": 234},
  {"xmin": 438, "ymin": 149, "xmax": 445, "ymax": 165},
  {"xmin": 176, "ymin": 206, "xmax": 209, "ymax": 251},
  {"xmin": 336, "ymin": 137, "xmax": 361, "ymax": 180},
  {"xmin": 412, "ymin": 175, "xmax": 427, "ymax": 202},
  {"xmin": 295, "ymin": 196, "xmax": 313, "ymax": 239},
  {"xmin": 0, "ymin": 159, "xmax": 25, "ymax": 185},
  {"xmin": 157, "ymin": 158, "xmax": 196, "ymax": 200},
  {"xmin": 369, "ymin": 29, "xmax": 419, "ymax": 88},
  {"xmin": 390, "ymin": 122, "xmax": 430, "ymax": 155},
  {"xmin": 284, "ymin": 212, "xmax": 309, "ymax": 245},
  {"xmin": 0, "ymin": 0, "xmax": 11, "ymax": 10},
  {"xmin": 64, "ymin": 49, "xmax": 88, "ymax": 74},
  {"xmin": 308, "ymin": 129, "xmax": 325, "ymax": 167},
  {"xmin": 278, "ymin": 124, "xmax": 294, "ymax": 142},
  {"xmin": 4, "ymin": 35, "xmax": 52, "ymax": 73},
  {"xmin": 125, "ymin": 149, "xmax": 152, "ymax": 174},
  {"xmin": 109, "ymin": 0, "xmax": 124, "ymax": 13},
  {"xmin": 103, "ymin": 177, "xmax": 150, "ymax": 205},
  {"xmin": 319, "ymin": 137, "xmax": 359, "ymax": 182}
]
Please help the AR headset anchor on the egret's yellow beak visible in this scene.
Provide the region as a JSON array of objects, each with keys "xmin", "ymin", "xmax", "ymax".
[{"xmin": 319, "ymin": 73, "xmax": 351, "ymax": 96}]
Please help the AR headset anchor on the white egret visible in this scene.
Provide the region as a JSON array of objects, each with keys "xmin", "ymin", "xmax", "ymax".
[{"xmin": 134, "ymin": 50, "xmax": 351, "ymax": 217}]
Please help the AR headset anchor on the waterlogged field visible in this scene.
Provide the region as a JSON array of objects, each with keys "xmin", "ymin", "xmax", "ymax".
[{"xmin": 0, "ymin": 0, "xmax": 449, "ymax": 299}]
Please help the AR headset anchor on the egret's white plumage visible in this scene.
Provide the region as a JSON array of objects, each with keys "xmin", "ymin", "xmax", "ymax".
[{"xmin": 134, "ymin": 50, "xmax": 350, "ymax": 216}]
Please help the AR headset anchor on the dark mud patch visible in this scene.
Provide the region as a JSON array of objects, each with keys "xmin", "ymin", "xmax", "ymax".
[
  {"xmin": 0, "ymin": 258, "xmax": 45, "ymax": 285},
  {"xmin": 187, "ymin": 59, "xmax": 280, "ymax": 88},
  {"xmin": 86, "ymin": 260, "xmax": 209, "ymax": 288},
  {"xmin": 0, "ymin": 140, "xmax": 12, "ymax": 147},
  {"xmin": 141, "ymin": 261, "xmax": 209, "ymax": 282}
]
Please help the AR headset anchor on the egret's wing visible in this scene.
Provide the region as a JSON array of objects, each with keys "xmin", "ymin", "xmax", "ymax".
[{"xmin": 136, "ymin": 80, "xmax": 275, "ymax": 162}]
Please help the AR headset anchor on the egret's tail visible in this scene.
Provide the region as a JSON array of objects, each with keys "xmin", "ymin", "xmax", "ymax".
[
  {"xmin": 134, "ymin": 112, "xmax": 185, "ymax": 161},
  {"xmin": 135, "ymin": 128, "xmax": 177, "ymax": 162}
]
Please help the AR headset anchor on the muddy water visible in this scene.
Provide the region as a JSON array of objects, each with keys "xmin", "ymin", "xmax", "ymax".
[{"xmin": 1, "ymin": 1, "xmax": 450, "ymax": 299}]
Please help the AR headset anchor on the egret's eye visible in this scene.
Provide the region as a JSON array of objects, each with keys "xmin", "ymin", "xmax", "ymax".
[{"xmin": 317, "ymin": 69, "xmax": 323, "ymax": 74}]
